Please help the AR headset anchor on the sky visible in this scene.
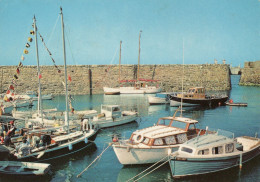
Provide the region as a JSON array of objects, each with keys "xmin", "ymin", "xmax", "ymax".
[{"xmin": 0, "ymin": 0, "xmax": 259, "ymax": 67}]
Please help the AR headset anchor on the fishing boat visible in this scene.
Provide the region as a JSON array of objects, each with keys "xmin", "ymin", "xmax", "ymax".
[
  {"xmin": 112, "ymin": 108, "xmax": 207, "ymax": 165},
  {"xmin": 10, "ymin": 8, "xmax": 98, "ymax": 162},
  {"xmin": 91, "ymin": 105, "xmax": 137, "ymax": 129},
  {"xmin": 168, "ymin": 87, "xmax": 228, "ymax": 107},
  {"xmin": 168, "ymin": 129, "xmax": 260, "ymax": 178},
  {"xmin": 0, "ymin": 161, "xmax": 51, "ymax": 176},
  {"xmin": 148, "ymin": 92, "xmax": 175, "ymax": 105}
]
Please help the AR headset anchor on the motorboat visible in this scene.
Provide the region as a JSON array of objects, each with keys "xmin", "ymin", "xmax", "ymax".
[
  {"xmin": 148, "ymin": 92, "xmax": 175, "ymax": 105},
  {"xmin": 91, "ymin": 105, "xmax": 137, "ymax": 129},
  {"xmin": 168, "ymin": 87, "xmax": 228, "ymax": 107},
  {"xmin": 168, "ymin": 129, "xmax": 260, "ymax": 178},
  {"xmin": 112, "ymin": 108, "xmax": 207, "ymax": 165}
]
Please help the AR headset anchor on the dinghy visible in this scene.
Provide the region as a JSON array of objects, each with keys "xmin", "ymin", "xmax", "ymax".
[{"xmin": 0, "ymin": 161, "xmax": 51, "ymax": 176}]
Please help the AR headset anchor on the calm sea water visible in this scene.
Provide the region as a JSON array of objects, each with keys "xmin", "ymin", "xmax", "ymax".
[{"xmin": 1, "ymin": 75, "xmax": 259, "ymax": 182}]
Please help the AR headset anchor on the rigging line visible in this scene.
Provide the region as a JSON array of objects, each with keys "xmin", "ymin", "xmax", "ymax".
[
  {"xmin": 47, "ymin": 14, "xmax": 60, "ymax": 46},
  {"xmin": 65, "ymin": 28, "xmax": 77, "ymax": 65}
]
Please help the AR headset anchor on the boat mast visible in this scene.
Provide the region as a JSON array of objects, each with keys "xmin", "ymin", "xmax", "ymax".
[
  {"xmin": 118, "ymin": 40, "xmax": 122, "ymax": 83},
  {"xmin": 137, "ymin": 30, "xmax": 142, "ymax": 82},
  {"xmin": 33, "ymin": 15, "xmax": 44, "ymax": 122},
  {"xmin": 60, "ymin": 7, "xmax": 69, "ymax": 132},
  {"xmin": 181, "ymin": 39, "xmax": 184, "ymax": 117}
]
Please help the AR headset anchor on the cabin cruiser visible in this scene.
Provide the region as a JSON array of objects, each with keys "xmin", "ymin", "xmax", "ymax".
[
  {"xmin": 168, "ymin": 129, "xmax": 260, "ymax": 178},
  {"xmin": 168, "ymin": 87, "xmax": 228, "ymax": 107},
  {"xmin": 112, "ymin": 108, "xmax": 207, "ymax": 165},
  {"xmin": 92, "ymin": 105, "xmax": 137, "ymax": 129}
]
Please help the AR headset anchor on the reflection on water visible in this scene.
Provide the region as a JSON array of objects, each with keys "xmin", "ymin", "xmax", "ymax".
[
  {"xmin": 5, "ymin": 76, "xmax": 260, "ymax": 182},
  {"xmin": 117, "ymin": 164, "xmax": 172, "ymax": 182}
]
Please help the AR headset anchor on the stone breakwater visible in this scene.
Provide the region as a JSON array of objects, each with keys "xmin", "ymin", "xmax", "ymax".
[
  {"xmin": 239, "ymin": 61, "xmax": 260, "ymax": 86},
  {"xmin": 0, "ymin": 64, "xmax": 231, "ymax": 95}
]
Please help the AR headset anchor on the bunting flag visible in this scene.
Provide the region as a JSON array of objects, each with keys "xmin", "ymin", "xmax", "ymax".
[
  {"xmin": 9, "ymin": 85, "xmax": 14, "ymax": 90},
  {"xmin": 16, "ymin": 68, "xmax": 20, "ymax": 74},
  {"xmin": 12, "ymin": 79, "xmax": 17, "ymax": 85},
  {"xmin": 18, "ymin": 62, "xmax": 23, "ymax": 68},
  {"xmin": 21, "ymin": 55, "xmax": 25, "ymax": 61},
  {"xmin": 39, "ymin": 74, "xmax": 42, "ymax": 79},
  {"xmin": 68, "ymin": 75, "xmax": 72, "ymax": 82},
  {"xmin": 38, "ymin": 31, "xmax": 61, "ymax": 73},
  {"xmin": 28, "ymin": 37, "xmax": 33, "ymax": 42},
  {"xmin": 5, "ymin": 24, "xmax": 35, "ymax": 99},
  {"xmin": 23, "ymin": 49, "xmax": 29, "ymax": 54}
]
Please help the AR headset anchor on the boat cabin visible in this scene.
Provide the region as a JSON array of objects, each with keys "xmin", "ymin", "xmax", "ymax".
[
  {"xmin": 97, "ymin": 105, "xmax": 122, "ymax": 119},
  {"xmin": 178, "ymin": 131, "xmax": 239, "ymax": 156},
  {"xmin": 177, "ymin": 87, "xmax": 206, "ymax": 99},
  {"xmin": 130, "ymin": 116, "xmax": 204, "ymax": 147}
]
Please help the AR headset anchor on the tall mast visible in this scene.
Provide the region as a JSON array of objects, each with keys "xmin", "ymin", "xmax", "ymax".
[
  {"xmin": 137, "ymin": 30, "xmax": 142, "ymax": 81},
  {"xmin": 33, "ymin": 15, "xmax": 43, "ymax": 122},
  {"xmin": 181, "ymin": 39, "xmax": 184, "ymax": 117},
  {"xmin": 60, "ymin": 7, "xmax": 69, "ymax": 132},
  {"xmin": 119, "ymin": 40, "xmax": 122, "ymax": 83}
]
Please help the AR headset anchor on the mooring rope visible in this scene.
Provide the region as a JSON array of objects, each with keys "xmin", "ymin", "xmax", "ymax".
[
  {"xmin": 77, "ymin": 143, "xmax": 112, "ymax": 178},
  {"xmin": 133, "ymin": 159, "xmax": 170, "ymax": 182},
  {"xmin": 126, "ymin": 155, "xmax": 169, "ymax": 182}
]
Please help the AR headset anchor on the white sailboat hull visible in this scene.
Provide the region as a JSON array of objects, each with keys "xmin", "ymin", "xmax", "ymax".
[
  {"xmin": 143, "ymin": 87, "xmax": 162, "ymax": 94},
  {"xmin": 103, "ymin": 87, "xmax": 120, "ymax": 95},
  {"xmin": 148, "ymin": 96, "xmax": 169, "ymax": 105},
  {"xmin": 92, "ymin": 115, "xmax": 137, "ymax": 129}
]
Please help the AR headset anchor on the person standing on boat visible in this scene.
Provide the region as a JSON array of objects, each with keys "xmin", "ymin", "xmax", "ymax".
[
  {"xmin": 82, "ymin": 118, "xmax": 89, "ymax": 132},
  {"xmin": 7, "ymin": 120, "xmax": 16, "ymax": 137}
]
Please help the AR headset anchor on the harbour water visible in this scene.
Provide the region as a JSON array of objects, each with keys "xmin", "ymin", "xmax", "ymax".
[{"xmin": 1, "ymin": 75, "xmax": 259, "ymax": 182}]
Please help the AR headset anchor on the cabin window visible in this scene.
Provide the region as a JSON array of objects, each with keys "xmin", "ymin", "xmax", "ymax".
[
  {"xmin": 198, "ymin": 149, "xmax": 209, "ymax": 155},
  {"xmin": 142, "ymin": 137, "xmax": 149, "ymax": 145},
  {"xmin": 154, "ymin": 138, "xmax": 164, "ymax": 146},
  {"xmin": 171, "ymin": 121, "xmax": 187, "ymax": 130},
  {"xmin": 188, "ymin": 124, "xmax": 196, "ymax": 130},
  {"xmin": 181, "ymin": 147, "xmax": 193, "ymax": 153},
  {"xmin": 165, "ymin": 136, "xmax": 176, "ymax": 145},
  {"xmin": 113, "ymin": 107, "xmax": 120, "ymax": 112},
  {"xmin": 225, "ymin": 143, "xmax": 234, "ymax": 153},
  {"xmin": 176, "ymin": 133, "xmax": 188, "ymax": 144},
  {"xmin": 212, "ymin": 146, "xmax": 223, "ymax": 154}
]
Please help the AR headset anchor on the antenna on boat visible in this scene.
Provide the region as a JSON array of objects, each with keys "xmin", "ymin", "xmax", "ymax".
[
  {"xmin": 33, "ymin": 15, "xmax": 44, "ymax": 123},
  {"xmin": 137, "ymin": 30, "xmax": 142, "ymax": 82},
  {"xmin": 60, "ymin": 7, "xmax": 70, "ymax": 133},
  {"xmin": 119, "ymin": 40, "xmax": 122, "ymax": 83},
  {"xmin": 180, "ymin": 39, "xmax": 184, "ymax": 117}
]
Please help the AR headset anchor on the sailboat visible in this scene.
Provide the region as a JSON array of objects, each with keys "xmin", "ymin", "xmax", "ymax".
[
  {"xmin": 119, "ymin": 30, "xmax": 162, "ymax": 94},
  {"xmin": 12, "ymin": 8, "xmax": 98, "ymax": 162},
  {"xmin": 103, "ymin": 41, "xmax": 122, "ymax": 95}
]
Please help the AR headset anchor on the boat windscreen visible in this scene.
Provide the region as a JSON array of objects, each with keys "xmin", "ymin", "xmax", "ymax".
[{"xmin": 171, "ymin": 120, "xmax": 187, "ymax": 130}]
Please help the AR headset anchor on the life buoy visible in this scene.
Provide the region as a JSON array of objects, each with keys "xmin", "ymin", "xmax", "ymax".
[{"xmin": 134, "ymin": 134, "xmax": 144, "ymax": 143}]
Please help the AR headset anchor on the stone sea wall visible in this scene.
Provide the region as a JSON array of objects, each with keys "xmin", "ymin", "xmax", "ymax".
[
  {"xmin": 0, "ymin": 64, "xmax": 231, "ymax": 95},
  {"xmin": 239, "ymin": 61, "xmax": 260, "ymax": 86}
]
